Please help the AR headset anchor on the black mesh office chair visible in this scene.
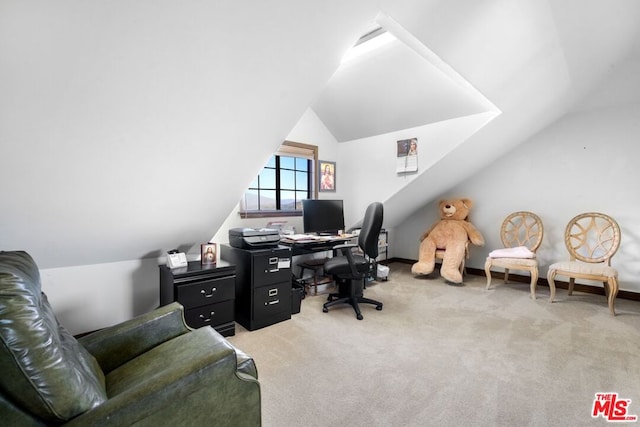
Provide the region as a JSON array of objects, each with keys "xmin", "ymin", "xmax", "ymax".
[{"xmin": 322, "ymin": 202, "xmax": 384, "ymax": 320}]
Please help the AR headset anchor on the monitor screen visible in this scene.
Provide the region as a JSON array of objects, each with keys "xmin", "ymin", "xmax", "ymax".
[{"xmin": 302, "ymin": 199, "xmax": 345, "ymax": 235}]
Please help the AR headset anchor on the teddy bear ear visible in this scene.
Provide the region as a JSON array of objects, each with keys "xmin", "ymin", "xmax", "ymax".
[{"xmin": 462, "ymin": 198, "xmax": 473, "ymax": 209}]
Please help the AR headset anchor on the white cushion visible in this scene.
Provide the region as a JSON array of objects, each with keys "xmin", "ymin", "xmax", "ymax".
[
  {"xmin": 488, "ymin": 246, "xmax": 535, "ymax": 258},
  {"xmin": 548, "ymin": 261, "xmax": 617, "ymax": 278}
]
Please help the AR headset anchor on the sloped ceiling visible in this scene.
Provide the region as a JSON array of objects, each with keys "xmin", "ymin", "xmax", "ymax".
[
  {"xmin": 312, "ymin": 28, "xmax": 492, "ymax": 142},
  {"xmin": 0, "ymin": 0, "xmax": 379, "ymax": 268},
  {"xmin": 321, "ymin": 0, "xmax": 640, "ymax": 229},
  {"xmin": 1, "ymin": 0, "xmax": 639, "ymax": 269}
]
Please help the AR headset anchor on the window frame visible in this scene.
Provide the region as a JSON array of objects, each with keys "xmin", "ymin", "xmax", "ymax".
[{"xmin": 239, "ymin": 141, "xmax": 318, "ymax": 219}]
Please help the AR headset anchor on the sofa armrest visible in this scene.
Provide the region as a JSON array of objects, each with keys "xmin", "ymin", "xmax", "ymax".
[
  {"xmin": 78, "ymin": 302, "xmax": 190, "ymax": 374},
  {"xmin": 67, "ymin": 327, "xmax": 261, "ymax": 426},
  {"xmin": 234, "ymin": 346, "xmax": 259, "ymax": 380}
]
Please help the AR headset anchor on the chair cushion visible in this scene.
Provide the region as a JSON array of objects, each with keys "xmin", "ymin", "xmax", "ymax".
[
  {"xmin": 324, "ymin": 254, "xmax": 369, "ymax": 278},
  {"xmin": 548, "ymin": 261, "xmax": 617, "ymax": 278},
  {"xmin": 488, "ymin": 257, "xmax": 538, "ymax": 268},
  {"xmin": 0, "ymin": 251, "xmax": 107, "ymax": 424},
  {"xmin": 488, "ymin": 246, "xmax": 535, "ymax": 258}
]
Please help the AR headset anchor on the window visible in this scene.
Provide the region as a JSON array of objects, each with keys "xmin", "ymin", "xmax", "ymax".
[{"xmin": 240, "ymin": 141, "xmax": 318, "ymax": 218}]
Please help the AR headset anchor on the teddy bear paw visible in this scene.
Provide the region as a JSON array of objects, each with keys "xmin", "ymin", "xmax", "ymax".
[
  {"xmin": 411, "ymin": 262, "xmax": 434, "ymax": 276},
  {"xmin": 441, "ymin": 269, "xmax": 463, "ymax": 284}
]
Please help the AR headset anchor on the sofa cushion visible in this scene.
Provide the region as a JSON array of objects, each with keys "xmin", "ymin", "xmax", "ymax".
[{"xmin": 0, "ymin": 251, "xmax": 107, "ymax": 424}]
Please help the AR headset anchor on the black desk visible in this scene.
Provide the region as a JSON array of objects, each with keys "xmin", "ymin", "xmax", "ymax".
[
  {"xmin": 280, "ymin": 236, "xmax": 355, "ymax": 295},
  {"xmin": 279, "ymin": 235, "xmax": 354, "ymax": 256}
]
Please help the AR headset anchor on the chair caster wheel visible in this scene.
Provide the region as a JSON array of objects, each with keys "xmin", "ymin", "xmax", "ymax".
[
  {"xmin": 376, "ymin": 305, "xmax": 383, "ymax": 311},
  {"xmin": 323, "ymin": 307, "xmax": 328, "ymax": 313},
  {"xmin": 356, "ymin": 314, "xmax": 363, "ymax": 320}
]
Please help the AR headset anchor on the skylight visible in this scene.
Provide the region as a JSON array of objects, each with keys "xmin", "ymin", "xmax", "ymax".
[{"xmin": 340, "ymin": 27, "xmax": 396, "ymax": 64}]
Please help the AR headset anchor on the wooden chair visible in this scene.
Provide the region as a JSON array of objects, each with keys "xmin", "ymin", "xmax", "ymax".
[
  {"xmin": 435, "ymin": 241, "xmax": 469, "ymax": 278},
  {"xmin": 485, "ymin": 212, "xmax": 546, "ymax": 300},
  {"xmin": 547, "ymin": 212, "xmax": 621, "ymax": 316}
]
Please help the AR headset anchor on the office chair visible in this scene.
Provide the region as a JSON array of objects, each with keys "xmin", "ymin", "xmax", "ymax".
[{"xmin": 322, "ymin": 202, "xmax": 384, "ymax": 320}]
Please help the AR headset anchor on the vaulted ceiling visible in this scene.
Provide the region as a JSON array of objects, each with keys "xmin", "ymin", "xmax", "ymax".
[
  {"xmin": 314, "ymin": 1, "xmax": 640, "ymax": 145},
  {"xmin": 1, "ymin": 0, "xmax": 639, "ymax": 269},
  {"xmin": 311, "ymin": 1, "xmax": 640, "ymax": 228},
  {"xmin": 312, "ymin": 18, "xmax": 494, "ymax": 142}
]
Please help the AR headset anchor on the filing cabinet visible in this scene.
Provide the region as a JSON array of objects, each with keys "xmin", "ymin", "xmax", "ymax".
[
  {"xmin": 221, "ymin": 244, "xmax": 292, "ymax": 331},
  {"xmin": 159, "ymin": 260, "xmax": 236, "ymax": 337}
]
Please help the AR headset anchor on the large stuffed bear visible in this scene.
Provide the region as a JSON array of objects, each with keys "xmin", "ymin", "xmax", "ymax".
[{"xmin": 411, "ymin": 198, "xmax": 484, "ymax": 283}]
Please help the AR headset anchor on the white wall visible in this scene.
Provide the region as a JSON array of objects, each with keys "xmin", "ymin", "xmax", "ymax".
[
  {"xmin": 211, "ymin": 108, "xmax": 341, "ymax": 244},
  {"xmin": 336, "ymin": 111, "xmax": 498, "ymax": 229},
  {"xmin": 0, "ymin": 1, "xmax": 377, "ymax": 270},
  {"xmin": 11, "ymin": 2, "xmax": 638, "ymax": 334},
  {"xmin": 41, "ymin": 98, "xmax": 640, "ymax": 335},
  {"xmin": 41, "ymin": 258, "xmax": 160, "ymax": 335},
  {"xmin": 49, "ymin": 86, "xmax": 640, "ymax": 335},
  {"xmin": 395, "ymin": 101, "xmax": 640, "ymax": 292},
  {"xmin": 40, "ymin": 108, "xmax": 339, "ymax": 335}
]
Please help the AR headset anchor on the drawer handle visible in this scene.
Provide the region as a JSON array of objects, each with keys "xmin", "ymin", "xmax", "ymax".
[
  {"xmin": 268, "ymin": 288, "xmax": 278, "ymax": 297},
  {"xmin": 265, "ymin": 299, "xmax": 280, "ymax": 306},
  {"xmin": 199, "ymin": 311, "xmax": 215, "ymax": 322},
  {"xmin": 200, "ymin": 287, "xmax": 217, "ymax": 298}
]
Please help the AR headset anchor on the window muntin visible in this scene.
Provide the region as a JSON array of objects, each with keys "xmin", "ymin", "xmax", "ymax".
[{"xmin": 240, "ymin": 141, "xmax": 318, "ymax": 218}]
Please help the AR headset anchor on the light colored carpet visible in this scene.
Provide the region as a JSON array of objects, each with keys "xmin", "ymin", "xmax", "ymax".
[{"xmin": 228, "ymin": 263, "xmax": 640, "ymax": 427}]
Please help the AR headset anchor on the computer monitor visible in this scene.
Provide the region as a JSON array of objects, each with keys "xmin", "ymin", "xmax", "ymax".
[{"xmin": 302, "ymin": 199, "xmax": 345, "ymax": 235}]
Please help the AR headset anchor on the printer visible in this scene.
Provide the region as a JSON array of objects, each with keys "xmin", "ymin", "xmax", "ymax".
[{"xmin": 228, "ymin": 227, "xmax": 281, "ymax": 249}]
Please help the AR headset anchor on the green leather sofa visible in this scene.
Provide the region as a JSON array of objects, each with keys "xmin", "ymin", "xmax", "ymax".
[{"xmin": 0, "ymin": 251, "xmax": 261, "ymax": 426}]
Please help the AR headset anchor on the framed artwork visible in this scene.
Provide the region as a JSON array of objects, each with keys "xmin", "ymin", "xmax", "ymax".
[
  {"xmin": 396, "ymin": 138, "xmax": 418, "ymax": 173},
  {"xmin": 318, "ymin": 160, "xmax": 336, "ymax": 192},
  {"xmin": 201, "ymin": 243, "xmax": 217, "ymax": 266}
]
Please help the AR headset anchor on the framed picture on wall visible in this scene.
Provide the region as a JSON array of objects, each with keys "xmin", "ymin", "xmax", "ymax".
[
  {"xmin": 201, "ymin": 243, "xmax": 217, "ymax": 266},
  {"xmin": 396, "ymin": 138, "xmax": 418, "ymax": 173},
  {"xmin": 318, "ymin": 160, "xmax": 336, "ymax": 192}
]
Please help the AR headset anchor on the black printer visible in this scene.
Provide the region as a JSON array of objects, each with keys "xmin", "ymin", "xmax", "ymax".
[{"xmin": 228, "ymin": 227, "xmax": 281, "ymax": 249}]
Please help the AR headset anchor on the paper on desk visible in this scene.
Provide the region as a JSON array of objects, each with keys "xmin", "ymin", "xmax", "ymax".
[{"xmin": 282, "ymin": 234, "xmax": 319, "ymax": 242}]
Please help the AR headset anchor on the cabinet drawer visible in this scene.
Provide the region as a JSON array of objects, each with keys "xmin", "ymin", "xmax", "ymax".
[
  {"xmin": 252, "ymin": 253, "xmax": 291, "ymax": 286},
  {"xmin": 183, "ymin": 301, "xmax": 234, "ymax": 329},
  {"xmin": 253, "ymin": 281, "xmax": 292, "ymax": 318},
  {"xmin": 176, "ymin": 276, "xmax": 235, "ymax": 308}
]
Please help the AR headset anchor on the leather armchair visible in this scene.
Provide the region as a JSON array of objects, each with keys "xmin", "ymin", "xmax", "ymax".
[{"xmin": 0, "ymin": 251, "xmax": 261, "ymax": 426}]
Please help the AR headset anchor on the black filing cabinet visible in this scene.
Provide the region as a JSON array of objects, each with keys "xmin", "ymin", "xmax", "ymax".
[
  {"xmin": 159, "ymin": 261, "xmax": 236, "ymax": 337},
  {"xmin": 221, "ymin": 244, "xmax": 292, "ymax": 331}
]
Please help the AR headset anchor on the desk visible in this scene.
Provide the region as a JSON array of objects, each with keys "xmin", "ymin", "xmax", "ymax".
[
  {"xmin": 280, "ymin": 235, "xmax": 355, "ymax": 295},
  {"xmin": 280, "ymin": 235, "xmax": 354, "ymax": 255}
]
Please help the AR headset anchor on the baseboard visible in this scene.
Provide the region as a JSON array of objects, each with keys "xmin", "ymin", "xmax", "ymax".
[
  {"xmin": 386, "ymin": 257, "xmax": 640, "ymax": 302},
  {"xmin": 388, "ymin": 257, "xmax": 415, "ymax": 265}
]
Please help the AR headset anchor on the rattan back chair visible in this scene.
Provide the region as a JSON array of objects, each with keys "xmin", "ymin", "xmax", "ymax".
[
  {"xmin": 485, "ymin": 211, "xmax": 547, "ymax": 300},
  {"xmin": 547, "ymin": 212, "xmax": 621, "ymax": 315}
]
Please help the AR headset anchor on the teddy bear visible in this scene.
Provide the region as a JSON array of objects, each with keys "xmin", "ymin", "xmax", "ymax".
[{"xmin": 411, "ymin": 198, "xmax": 484, "ymax": 283}]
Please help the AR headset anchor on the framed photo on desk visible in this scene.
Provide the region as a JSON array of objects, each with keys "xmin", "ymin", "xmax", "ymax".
[
  {"xmin": 318, "ymin": 160, "xmax": 336, "ymax": 192},
  {"xmin": 201, "ymin": 243, "xmax": 217, "ymax": 266}
]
